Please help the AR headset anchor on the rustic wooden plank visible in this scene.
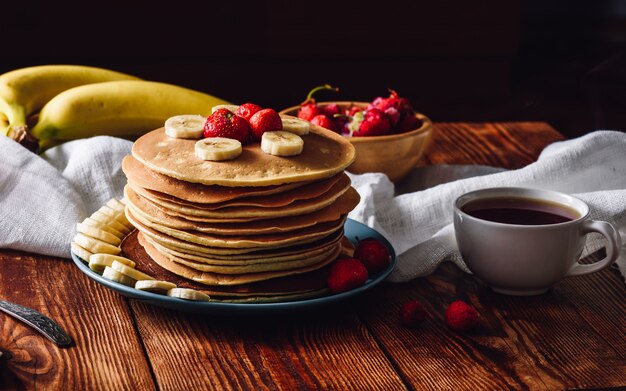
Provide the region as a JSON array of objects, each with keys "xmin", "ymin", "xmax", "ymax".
[
  {"xmin": 130, "ymin": 301, "xmax": 406, "ymax": 390},
  {"xmin": 0, "ymin": 250, "xmax": 155, "ymax": 390},
  {"xmin": 358, "ymin": 263, "xmax": 626, "ymax": 390},
  {"xmin": 423, "ymin": 121, "xmax": 565, "ymax": 167}
]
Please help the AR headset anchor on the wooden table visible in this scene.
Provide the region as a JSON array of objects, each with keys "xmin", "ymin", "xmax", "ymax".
[{"xmin": 1, "ymin": 122, "xmax": 624, "ymax": 390}]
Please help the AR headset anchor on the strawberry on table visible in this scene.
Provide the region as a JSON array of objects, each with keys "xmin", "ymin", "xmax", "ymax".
[
  {"xmin": 400, "ymin": 300, "xmax": 427, "ymax": 328},
  {"xmin": 236, "ymin": 103, "xmax": 262, "ymax": 121},
  {"xmin": 203, "ymin": 108, "xmax": 250, "ymax": 144}
]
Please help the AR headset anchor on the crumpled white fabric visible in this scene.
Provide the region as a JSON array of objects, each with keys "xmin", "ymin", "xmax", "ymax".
[
  {"xmin": 347, "ymin": 130, "xmax": 626, "ymax": 282},
  {"xmin": 0, "ymin": 136, "xmax": 132, "ymax": 257},
  {"xmin": 0, "ymin": 131, "xmax": 624, "ymax": 284}
]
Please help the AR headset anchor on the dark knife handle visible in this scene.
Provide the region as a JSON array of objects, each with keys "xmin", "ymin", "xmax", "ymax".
[{"xmin": 0, "ymin": 300, "xmax": 72, "ymax": 347}]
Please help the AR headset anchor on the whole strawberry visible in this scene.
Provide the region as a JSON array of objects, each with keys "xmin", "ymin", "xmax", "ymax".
[
  {"xmin": 310, "ymin": 114, "xmax": 337, "ymax": 132},
  {"xmin": 354, "ymin": 238, "xmax": 391, "ymax": 274},
  {"xmin": 327, "ymin": 258, "xmax": 368, "ymax": 293},
  {"xmin": 353, "ymin": 108, "xmax": 391, "ymax": 136},
  {"xmin": 203, "ymin": 109, "xmax": 250, "ymax": 144},
  {"xmin": 249, "ymin": 108, "xmax": 283, "ymax": 140},
  {"xmin": 445, "ymin": 300, "xmax": 480, "ymax": 332},
  {"xmin": 400, "ymin": 300, "xmax": 427, "ymax": 328},
  {"xmin": 236, "ymin": 103, "xmax": 262, "ymax": 122},
  {"xmin": 297, "ymin": 84, "xmax": 339, "ymax": 121}
]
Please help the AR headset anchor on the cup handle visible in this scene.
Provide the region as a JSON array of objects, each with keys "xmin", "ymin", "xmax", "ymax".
[{"xmin": 566, "ymin": 219, "xmax": 622, "ymax": 276}]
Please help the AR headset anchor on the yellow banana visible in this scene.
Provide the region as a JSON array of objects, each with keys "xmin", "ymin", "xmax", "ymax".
[
  {"xmin": 0, "ymin": 65, "xmax": 139, "ymax": 136},
  {"xmin": 31, "ymin": 80, "xmax": 229, "ymax": 141}
]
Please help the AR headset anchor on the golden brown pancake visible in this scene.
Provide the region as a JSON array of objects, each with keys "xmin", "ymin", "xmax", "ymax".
[
  {"xmin": 125, "ymin": 185, "xmax": 360, "ymax": 235},
  {"xmin": 123, "ymin": 155, "xmax": 309, "ymax": 204},
  {"xmin": 131, "ymin": 124, "xmax": 355, "ymax": 186},
  {"xmin": 133, "ymin": 173, "xmax": 347, "ymax": 210},
  {"xmin": 139, "ymin": 231, "xmax": 340, "ymax": 286},
  {"xmin": 127, "ymin": 207, "xmax": 347, "ymax": 249}
]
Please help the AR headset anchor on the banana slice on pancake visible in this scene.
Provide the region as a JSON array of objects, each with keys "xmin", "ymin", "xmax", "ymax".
[
  {"xmin": 195, "ymin": 137, "xmax": 242, "ymax": 161},
  {"xmin": 261, "ymin": 131, "xmax": 304, "ymax": 156},
  {"xmin": 167, "ymin": 288, "xmax": 211, "ymax": 301},
  {"xmin": 165, "ymin": 114, "xmax": 206, "ymax": 139},
  {"xmin": 280, "ymin": 116, "xmax": 310, "ymax": 135}
]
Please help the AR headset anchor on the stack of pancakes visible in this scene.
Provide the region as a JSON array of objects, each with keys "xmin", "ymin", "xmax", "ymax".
[{"xmin": 121, "ymin": 124, "xmax": 359, "ymax": 302}]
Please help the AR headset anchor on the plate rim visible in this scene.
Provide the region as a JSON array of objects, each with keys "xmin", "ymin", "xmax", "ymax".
[{"xmin": 70, "ymin": 218, "xmax": 396, "ymax": 312}]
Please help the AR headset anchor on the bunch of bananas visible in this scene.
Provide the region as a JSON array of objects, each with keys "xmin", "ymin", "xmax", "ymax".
[{"xmin": 0, "ymin": 65, "xmax": 230, "ymax": 151}]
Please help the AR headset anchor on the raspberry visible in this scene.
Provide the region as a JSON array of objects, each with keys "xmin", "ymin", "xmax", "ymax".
[
  {"xmin": 400, "ymin": 300, "xmax": 426, "ymax": 328},
  {"xmin": 248, "ymin": 108, "xmax": 283, "ymax": 141},
  {"xmin": 327, "ymin": 258, "xmax": 368, "ymax": 293},
  {"xmin": 445, "ymin": 301, "xmax": 480, "ymax": 331},
  {"xmin": 203, "ymin": 109, "xmax": 250, "ymax": 144},
  {"xmin": 354, "ymin": 238, "xmax": 391, "ymax": 274}
]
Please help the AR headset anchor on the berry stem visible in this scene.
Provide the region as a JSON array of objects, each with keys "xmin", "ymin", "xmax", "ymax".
[{"xmin": 303, "ymin": 84, "xmax": 339, "ymax": 104}]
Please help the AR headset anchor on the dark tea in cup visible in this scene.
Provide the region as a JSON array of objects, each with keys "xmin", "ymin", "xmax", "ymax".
[{"xmin": 461, "ymin": 197, "xmax": 581, "ymax": 225}]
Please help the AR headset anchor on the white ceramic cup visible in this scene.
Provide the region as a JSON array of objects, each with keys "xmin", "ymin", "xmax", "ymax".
[{"xmin": 453, "ymin": 187, "xmax": 622, "ymax": 295}]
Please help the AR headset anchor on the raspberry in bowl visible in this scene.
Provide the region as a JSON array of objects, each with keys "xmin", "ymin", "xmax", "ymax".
[{"xmin": 280, "ymin": 88, "xmax": 433, "ymax": 183}]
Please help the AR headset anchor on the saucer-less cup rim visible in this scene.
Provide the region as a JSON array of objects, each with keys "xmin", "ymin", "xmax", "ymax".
[
  {"xmin": 454, "ymin": 187, "xmax": 590, "ymax": 229},
  {"xmin": 453, "ymin": 186, "xmax": 621, "ymax": 284}
]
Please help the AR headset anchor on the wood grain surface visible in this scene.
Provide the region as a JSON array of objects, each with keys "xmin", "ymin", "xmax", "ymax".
[{"xmin": 0, "ymin": 122, "xmax": 624, "ymax": 390}]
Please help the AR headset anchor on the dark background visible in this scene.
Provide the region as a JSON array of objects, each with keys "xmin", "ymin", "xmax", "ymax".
[{"xmin": 2, "ymin": 0, "xmax": 626, "ymax": 138}]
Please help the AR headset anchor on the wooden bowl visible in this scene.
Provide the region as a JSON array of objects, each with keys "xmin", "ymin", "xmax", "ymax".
[{"xmin": 280, "ymin": 102, "xmax": 434, "ymax": 183}]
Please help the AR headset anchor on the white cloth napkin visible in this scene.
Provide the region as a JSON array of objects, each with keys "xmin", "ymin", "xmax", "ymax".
[
  {"xmin": 347, "ymin": 130, "xmax": 626, "ymax": 282},
  {"xmin": 0, "ymin": 130, "xmax": 624, "ymax": 283}
]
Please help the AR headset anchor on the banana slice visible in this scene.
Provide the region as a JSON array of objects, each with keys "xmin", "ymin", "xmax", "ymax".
[
  {"xmin": 167, "ymin": 288, "xmax": 211, "ymax": 301},
  {"xmin": 98, "ymin": 205, "xmax": 131, "ymax": 227},
  {"xmin": 165, "ymin": 114, "xmax": 207, "ymax": 139},
  {"xmin": 261, "ymin": 131, "xmax": 304, "ymax": 156},
  {"xmin": 73, "ymin": 233, "xmax": 121, "ymax": 255},
  {"xmin": 90, "ymin": 211, "xmax": 131, "ymax": 234},
  {"xmin": 106, "ymin": 198, "xmax": 126, "ymax": 213},
  {"xmin": 71, "ymin": 241, "xmax": 93, "ymax": 261},
  {"xmin": 195, "ymin": 138, "xmax": 242, "ymax": 161},
  {"xmin": 135, "ymin": 280, "xmax": 176, "ymax": 294},
  {"xmin": 76, "ymin": 223, "xmax": 121, "ymax": 246},
  {"xmin": 211, "ymin": 104, "xmax": 239, "ymax": 114},
  {"xmin": 102, "ymin": 266, "xmax": 136, "ymax": 287},
  {"xmin": 111, "ymin": 260, "xmax": 154, "ymax": 281},
  {"xmin": 280, "ymin": 115, "xmax": 311, "ymax": 135},
  {"xmin": 82, "ymin": 217, "xmax": 126, "ymax": 238},
  {"xmin": 89, "ymin": 254, "xmax": 136, "ymax": 273}
]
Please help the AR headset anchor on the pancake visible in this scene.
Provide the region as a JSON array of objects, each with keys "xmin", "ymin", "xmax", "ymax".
[
  {"xmin": 128, "ymin": 207, "xmax": 345, "ymax": 256},
  {"xmin": 139, "ymin": 231, "xmax": 340, "ymax": 285},
  {"xmin": 134, "ymin": 173, "xmax": 347, "ymax": 210},
  {"xmin": 127, "ymin": 207, "xmax": 347, "ymax": 249},
  {"xmin": 122, "ymin": 230, "xmax": 331, "ymax": 300},
  {"xmin": 126, "ymin": 179, "xmax": 351, "ymax": 220},
  {"xmin": 125, "ymin": 185, "xmax": 360, "ymax": 235},
  {"xmin": 122, "ymin": 155, "xmax": 308, "ymax": 204},
  {"xmin": 142, "ymin": 234, "xmax": 341, "ymax": 265},
  {"xmin": 131, "ymin": 124, "xmax": 355, "ymax": 186}
]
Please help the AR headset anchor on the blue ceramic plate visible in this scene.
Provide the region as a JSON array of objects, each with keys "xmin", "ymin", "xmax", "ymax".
[{"xmin": 71, "ymin": 219, "xmax": 396, "ymax": 315}]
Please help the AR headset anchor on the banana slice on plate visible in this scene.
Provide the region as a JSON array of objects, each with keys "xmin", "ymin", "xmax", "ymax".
[
  {"xmin": 106, "ymin": 198, "xmax": 126, "ymax": 213},
  {"xmin": 102, "ymin": 266, "xmax": 136, "ymax": 287},
  {"xmin": 89, "ymin": 254, "xmax": 136, "ymax": 273},
  {"xmin": 82, "ymin": 217, "xmax": 125, "ymax": 238},
  {"xmin": 71, "ymin": 241, "xmax": 93, "ymax": 261},
  {"xmin": 111, "ymin": 260, "xmax": 154, "ymax": 281},
  {"xmin": 135, "ymin": 280, "xmax": 176, "ymax": 294},
  {"xmin": 211, "ymin": 104, "xmax": 239, "ymax": 114},
  {"xmin": 280, "ymin": 116, "xmax": 310, "ymax": 135},
  {"xmin": 73, "ymin": 233, "xmax": 121, "ymax": 255},
  {"xmin": 98, "ymin": 205, "xmax": 132, "ymax": 227},
  {"xmin": 261, "ymin": 131, "xmax": 304, "ymax": 156},
  {"xmin": 165, "ymin": 114, "xmax": 207, "ymax": 139},
  {"xmin": 90, "ymin": 211, "xmax": 131, "ymax": 234},
  {"xmin": 195, "ymin": 138, "xmax": 242, "ymax": 161},
  {"xmin": 167, "ymin": 288, "xmax": 211, "ymax": 301},
  {"xmin": 76, "ymin": 223, "xmax": 121, "ymax": 246}
]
